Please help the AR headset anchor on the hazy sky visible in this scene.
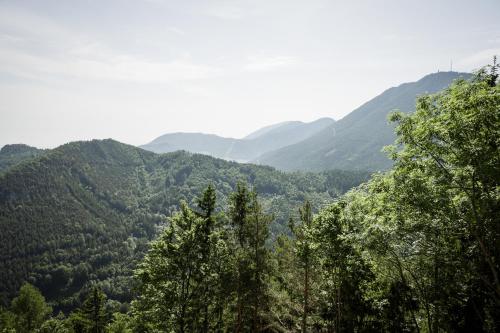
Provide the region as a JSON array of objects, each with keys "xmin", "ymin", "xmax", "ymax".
[{"xmin": 1, "ymin": 0, "xmax": 499, "ymax": 148}]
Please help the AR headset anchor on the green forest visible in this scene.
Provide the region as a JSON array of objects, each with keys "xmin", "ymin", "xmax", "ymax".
[
  {"xmin": 1, "ymin": 65, "xmax": 499, "ymax": 333},
  {"xmin": 0, "ymin": 139, "xmax": 368, "ymax": 311}
]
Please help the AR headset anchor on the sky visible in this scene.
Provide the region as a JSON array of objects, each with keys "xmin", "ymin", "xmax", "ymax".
[{"xmin": 0, "ymin": 0, "xmax": 499, "ymax": 148}]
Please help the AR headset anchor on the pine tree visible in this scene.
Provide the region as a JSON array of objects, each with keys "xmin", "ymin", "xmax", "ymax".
[
  {"xmin": 76, "ymin": 287, "xmax": 107, "ymax": 333},
  {"xmin": 292, "ymin": 200, "xmax": 315, "ymax": 333},
  {"xmin": 195, "ymin": 184, "xmax": 217, "ymax": 333},
  {"xmin": 246, "ymin": 190, "xmax": 272, "ymax": 332},
  {"xmin": 230, "ymin": 182, "xmax": 250, "ymax": 247},
  {"xmin": 229, "ymin": 182, "xmax": 251, "ymax": 333},
  {"xmin": 487, "ymin": 55, "xmax": 498, "ymax": 87},
  {"xmin": 229, "ymin": 184, "xmax": 273, "ymax": 332}
]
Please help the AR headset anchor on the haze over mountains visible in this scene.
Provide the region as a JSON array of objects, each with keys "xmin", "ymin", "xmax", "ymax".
[
  {"xmin": 258, "ymin": 71, "xmax": 471, "ymax": 171},
  {"xmin": 0, "ymin": 67, "xmax": 491, "ymax": 326},
  {"xmin": 142, "ymin": 71, "xmax": 471, "ymax": 171},
  {"xmin": 141, "ymin": 118, "xmax": 335, "ymax": 162},
  {"xmin": 1, "ymin": 72, "xmax": 471, "ymax": 175}
]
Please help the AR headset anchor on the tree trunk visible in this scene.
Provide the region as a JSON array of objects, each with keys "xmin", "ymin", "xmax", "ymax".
[{"xmin": 302, "ymin": 258, "xmax": 309, "ymax": 333}]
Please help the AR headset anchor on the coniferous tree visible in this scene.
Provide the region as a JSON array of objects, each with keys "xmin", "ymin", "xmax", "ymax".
[
  {"xmin": 291, "ymin": 201, "xmax": 316, "ymax": 333},
  {"xmin": 194, "ymin": 184, "xmax": 217, "ymax": 333},
  {"xmin": 229, "ymin": 182, "xmax": 251, "ymax": 333},
  {"xmin": 71, "ymin": 287, "xmax": 107, "ymax": 333},
  {"xmin": 228, "ymin": 183, "xmax": 273, "ymax": 332},
  {"xmin": 246, "ymin": 190, "xmax": 272, "ymax": 332}
]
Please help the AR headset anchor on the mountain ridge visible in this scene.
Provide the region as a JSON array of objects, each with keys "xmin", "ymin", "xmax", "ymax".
[
  {"xmin": 0, "ymin": 144, "xmax": 46, "ymax": 174},
  {"xmin": 141, "ymin": 117, "xmax": 335, "ymax": 162},
  {"xmin": 255, "ymin": 71, "xmax": 472, "ymax": 171},
  {"xmin": 0, "ymin": 138, "xmax": 369, "ymax": 309}
]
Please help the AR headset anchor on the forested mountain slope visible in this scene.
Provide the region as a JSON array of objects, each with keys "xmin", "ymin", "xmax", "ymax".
[
  {"xmin": 0, "ymin": 139, "xmax": 368, "ymax": 310},
  {"xmin": 0, "ymin": 144, "xmax": 46, "ymax": 173},
  {"xmin": 140, "ymin": 117, "xmax": 334, "ymax": 162},
  {"xmin": 256, "ymin": 71, "xmax": 471, "ymax": 171}
]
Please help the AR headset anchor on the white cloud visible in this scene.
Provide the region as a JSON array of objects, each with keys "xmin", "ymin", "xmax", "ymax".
[
  {"xmin": 243, "ymin": 55, "xmax": 299, "ymax": 72},
  {"xmin": 0, "ymin": 5, "xmax": 221, "ymax": 83},
  {"xmin": 0, "ymin": 44, "xmax": 222, "ymax": 83},
  {"xmin": 455, "ymin": 48, "xmax": 500, "ymax": 71},
  {"xmin": 167, "ymin": 27, "xmax": 186, "ymax": 35},
  {"xmin": 0, "ymin": 5, "xmax": 75, "ymax": 48},
  {"xmin": 206, "ymin": 3, "xmax": 245, "ymax": 20}
]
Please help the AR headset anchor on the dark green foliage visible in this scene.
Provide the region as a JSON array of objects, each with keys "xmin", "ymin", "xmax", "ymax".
[
  {"xmin": 196, "ymin": 183, "xmax": 216, "ymax": 218},
  {"xmin": 106, "ymin": 312, "xmax": 132, "ymax": 333},
  {"xmin": 3, "ymin": 65, "xmax": 497, "ymax": 332},
  {"xmin": 290, "ymin": 201, "xmax": 316, "ymax": 333},
  {"xmin": 39, "ymin": 311, "xmax": 71, "ymax": 333},
  {"xmin": 132, "ymin": 184, "xmax": 275, "ymax": 332},
  {"xmin": 132, "ymin": 199, "xmax": 225, "ymax": 332},
  {"xmin": 232, "ymin": 188, "xmax": 273, "ymax": 332},
  {"xmin": 70, "ymin": 287, "xmax": 107, "ymax": 333},
  {"xmin": 0, "ymin": 144, "xmax": 46, "ymax": 174},
  {"xmin": 0, "ymin": 139, "xmax": 368, "ymax": 311},
  {"xmin": 313, "ymin": 203, "xmax": 375, "ymax": 331}
]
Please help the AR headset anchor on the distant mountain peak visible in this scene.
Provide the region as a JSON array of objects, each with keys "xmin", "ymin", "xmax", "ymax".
[
  {"xmin": 1, "ymin": 143, "xmax": 39, "ymax": 154},
  {"xmin": 256, "ymin": 71, "xmax": 471, "ymax": 172},
  {"xmin": 243, "ymin": 118, "xmax": 335, "ymax": 140},
  {"xmin": 0, "ymin": 144, "xmax": 46, "ymax": 174},
  {"xmin": 141, "ymin": 117, "xmax": 335, "ymax": 162},
  {"xmin": 243, "ymin": 121, "xmax": 303, "ymax": 140}
]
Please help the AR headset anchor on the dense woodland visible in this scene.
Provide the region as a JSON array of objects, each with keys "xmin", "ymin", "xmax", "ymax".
[
  {"xmin": 0, "ymin": 138, "xmax": 368, "ymax": 312},
  {"xmin": 0, "ymin": 64, "xmax": 499, "ymax": 332},
  {"xmin": 0, "ymin": 145, "xmax": 46, "ymax": 174}
]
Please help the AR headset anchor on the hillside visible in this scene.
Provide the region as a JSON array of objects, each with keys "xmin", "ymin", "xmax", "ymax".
[
  {"xmin": 141, "ymin": 117, "xmax": 335, "ymax": 162},
  {"xmin": 243, "ymin": 120, "xmax": 299, "ymax": 140},
  {"xmin": 256, "ymin": 71, "xmax": 471, "ymax": 171},
  {"xmin": 0, "ymin": 139, "xmax": 368, "ymax": 310},
  {"xmin": 0, "ymin": 144, "xmax": 46, "ymax": 173}
]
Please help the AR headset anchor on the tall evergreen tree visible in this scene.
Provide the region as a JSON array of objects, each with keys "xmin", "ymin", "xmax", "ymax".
[
  {"xmin": 194, "ymin": 184, "xmax": 217, "ymax": 333},
  {"xmin": 228, "ymin": 183, "xmax": 274, "ymax": 332},
  {"xmin": 71, "ymin": 287, "xmax": 107, "ymax": 333},
  {"xmin": 290, "ymin": 200, "xmax": 316, "ymax": 333},
  {"xmin": 246, "ymin": 190, "xmax": 272, "ymax": 332},
  {"xmin": 229, "ymin": 182, "xmax": 251, "ymax": 332}
]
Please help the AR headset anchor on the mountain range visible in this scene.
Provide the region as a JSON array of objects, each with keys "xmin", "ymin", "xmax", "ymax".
[
  {"xmin": 0, "ymin": 139, "xmax": 368, "ymax": 308},
  {"xmin": 140, "ymin": 117, "xmax": 335, "ymax": 162},
  {"xmin": 0, "ymin": 144, "xmax": 46, "ymax": 174},
  {"xmin": 142, "ymin": 71, "xmax": 470, "ymax": 171},
  {"xmin": 257, "ymin": 71, "xmax": 471, "ymax": 171},
  {"xmin": 0, "ymin": 70, "xmax": 471, "ymax": 309}
]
